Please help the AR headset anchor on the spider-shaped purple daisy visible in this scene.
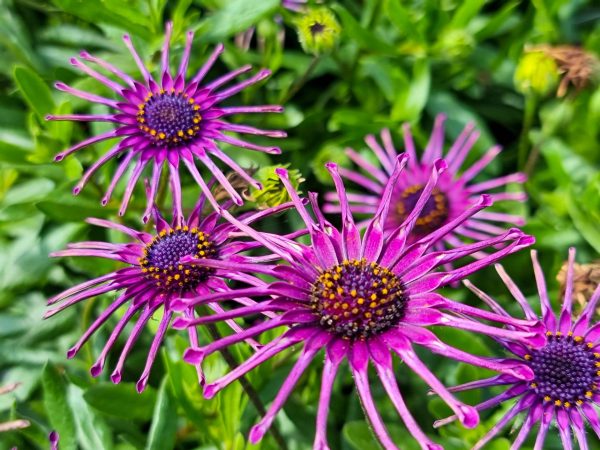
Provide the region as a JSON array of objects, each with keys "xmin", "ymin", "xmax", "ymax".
[
  {"xmin": 47, "ymin": 22, "xmax": 284, "ymax": 219},
  {"xmin": 170, "ymin": 157, "xmax": 541, "ymax": 449},
  {"xmin": 436, "ymin": 248, "xmax": 600, "ymax": 450},
  {"xmin": 46, "ymin": 193, "xmax": 299, "ymax": 392},
  {"xmin": 324, "ymin": 114, "xmax": 527, "ymax": 252}
]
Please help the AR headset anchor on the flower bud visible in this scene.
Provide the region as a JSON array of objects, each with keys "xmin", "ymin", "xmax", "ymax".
[
  {"xmin": 295, "ymin": 7, "xmax": 341, "ymax": 56},
  {"xmin": 514, "ymin": 49, "xmax": 559, "ymax": 96},
  {"xmin": 248, "ymin": 165, "xmax": 304, "ymax": 209}
]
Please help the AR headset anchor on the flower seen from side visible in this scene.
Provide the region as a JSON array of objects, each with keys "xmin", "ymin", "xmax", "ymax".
[
  {"xmin": 46, "ymin": 192, "xmax": 297, "ymax": 392},
  {"xmin": 323, "ymin": 114, "xmax": 527, "ymax": 254},
  {"xmin": 172, "ymin": 158, "xmax": 540, "ymax": 449},
  {"xmin": 48, "ymin": 22, "xmax": 285, "ymax": 219},
  {"xmin": 436, "ymin": 248, "xmax": 600, "ymax": 450}
]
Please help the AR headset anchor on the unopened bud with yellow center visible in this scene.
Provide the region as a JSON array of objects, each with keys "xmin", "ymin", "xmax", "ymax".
[
  {"xmin": 247, "ymin": 165, "xmax": 304, "ymax": 209},
  {"xmin": 514, "ymin": 50, "xmax": 559, "ymax": 96},
  {"xmin": 295, "ymin": 7, "xmax": 341, "ymax": 56}
]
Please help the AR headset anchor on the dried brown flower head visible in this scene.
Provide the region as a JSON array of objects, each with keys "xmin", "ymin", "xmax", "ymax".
[
  {"xmin": 532, "ymin": 45, "xmax": 600, "ymax": 97},
  {"xmin": 557, "ymin": 259, "xmax": 600, "ymax": 317}
]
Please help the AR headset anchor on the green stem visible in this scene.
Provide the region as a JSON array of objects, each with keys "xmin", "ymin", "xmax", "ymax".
[
  {"xmin": 205, "ymin": 323, "xmax": 288, "ymax": 450},
  {"xmin": 517, "ymin": 95, "xmax": 538, "ymax": 171},
  {"xmin": 280, "ymin": 56, "xmax": 320, "ymax": 104}
]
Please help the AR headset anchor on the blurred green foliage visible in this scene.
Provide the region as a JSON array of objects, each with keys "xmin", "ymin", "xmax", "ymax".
[{"xmin": 0, "ymin": 0, "xmax": 599, "ymax": 449}]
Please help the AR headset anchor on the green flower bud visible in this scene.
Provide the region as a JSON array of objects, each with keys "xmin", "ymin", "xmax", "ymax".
[
  {"xmin": 295, "ymin": 7, "xmax": 341, "ymax": 56},
  {"xmin": 434, "ymin": 29, "xmax": 475, "ymax": 60},
  {"xmin": 514, "ymin": 50, "xmax": 559, "ymax": 96},
  {"xmin": 248, "ymin": 165, "xmax": 304, "ymax": 209}
]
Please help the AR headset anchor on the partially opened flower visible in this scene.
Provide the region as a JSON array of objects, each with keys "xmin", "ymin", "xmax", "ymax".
[
  {"xmin": 173, "ymin": 158, "xmax": 540, "ymax": 449},
  {"xmin": 436, "ymin": 248, "xmax": 600, "ymax": 450},
  {"xmin": 46, "ymin": 192, "xmax": 298, "ymax": 392},
  {"xmin": 324, "ymin": 115, "xmax": 527, "ymax": 253},
  {"xmin": 48, "ymin": 22, "xmax": 285, "ymax": 219}
]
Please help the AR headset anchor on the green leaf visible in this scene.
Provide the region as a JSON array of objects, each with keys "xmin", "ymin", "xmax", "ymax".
[
  {"xmin": 68, "ymin": 385, "xmax": 113, "ymax": 450},
  {"xmin": 83, "ymin": 383, "xmax": 157, "ymax": 421},
  {"xmin": 145, "ymin": 379, "xmax": 178, "ymax": 450},
  {"xmin": 343, "ymin": 421, "xmax": 380, "ymax": 450},
  {"xmin": 13, "ymin": 66, "xmax": 55, "ymax": 121},
  {"xmin": 42, "ymin": 363, "xmax": 77, "ymax": 450},
  {"xmin": 332, "ymin": 5, "xmax": 396, "ymax": 54},
  {"xmin": 391, "ymin": 59, "xmax": 430, "ymax": 121},
  {"xmin": 450, "ymin": 0, "xmax": 486, "ymax": 29},
  {"xmin": 196, "ymin": 0, "xmax": 280, "ymax": 42},
  {"xmin": 51, "ymin": 0, "xmax": 154, "ymax": 39}
]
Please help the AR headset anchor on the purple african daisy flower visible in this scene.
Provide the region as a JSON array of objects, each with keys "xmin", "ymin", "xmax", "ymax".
[
  {"xmin": 324, "ymin": 114, "xmax": 527, "ymax": 252},
  {"xmin": 282, "ymin": 0, "xmax": 307, "ymax": 12},
  {"xmin": 47, "ymin": 22, "xmax": 285, "ymax": 219},
  {"xmin": 46, "ymin": 193, "xmax": 298, "ymax": 392},
  {"xmin": 436, "ymin": 248, "xmax": 600, "ymax": 450},
  {"xmin": 171, "ymin": 157, "xmax": 541, "ymax": 449}
]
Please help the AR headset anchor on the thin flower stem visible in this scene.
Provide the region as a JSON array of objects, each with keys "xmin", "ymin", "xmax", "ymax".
[
  {"xmin": 517, "ymin": 95, "xmax": 538, "ymax": 170},
  {"xmin": 280, "ymin": 56, "xmax": 320, "ymax": 104},
  {"xmin": 205, "ymin": 323, "xmax": 289, "ymax": 450}
]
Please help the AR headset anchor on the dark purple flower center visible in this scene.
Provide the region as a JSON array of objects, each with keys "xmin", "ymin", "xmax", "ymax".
[
  {"xmin": 137, "ymin": 90, "xmax": 202, "ymax": 148},
  {"xmin": 526, "ymin": 332, "xmax": 600, "ymax": 407},
  {"xmin": 392, "ymin": 185, "xmax": 449, "ymax": 234},
  {"xmin": 309, "ymin": 22, "xmax": 325, "ymax": 35},
  {"xmin": 140, "ymin": 226, "xmax": 216, "ymax": 293},
  {"xmin": 310, "ymin": 259, "xmax": 407, "ymax": 340}
]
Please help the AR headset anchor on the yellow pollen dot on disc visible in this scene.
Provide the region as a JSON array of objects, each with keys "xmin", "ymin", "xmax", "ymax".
[
  {"xmin": 544, "ymin": 396, "xmax": 551, "ymax": 402},
  {"xmin": 369, "ymin": 302, "xmax": 377, "ymax": 308},
  {"xmin": 199, "ymin": 251, "xmax": 205, "ymax": 256},
  {"xmin": 333, "ymin": 302, "xmax": 340, "ymax": 309},
  {"xmin": 189, "ymin": 98, "xmax": 195, "ymax": 104},
  {"xmin": 575, "ymin": 336, "xmax": 583, "ymax": 342},
  {"xmin": 382, "ymin": 278, "xmax": 388, "ymax": 284},
  {"xmin": 185, "ymin": 269, "xmax": 190, "ymax": 275},
  {"xmin": 370, "ymin": 294, "xmax": 377, "ymax": 301},
  {"xmin": 158, "ymin": 132, "xmax": 166, "ymax": 139},
  {"xmin": 178, "ymin": 130, "xmax": 184, "ymax": 137},
  {"xmin": 554, "ymin": 400, "xmax": 562, "ymax": 406},
  {"xmin": 352, "ymin": 308, "xmax": 359, "ymax": 314},
  {"xmin": 364, "ymin": 312, "xmax": 372, "ymax": 319},
  {"xmin": 341, "ymin": 303, "xmax": 349, "ymax": 310},
  {"xmin": 194, "ymin": 105, "xmax": 200, "ymax": 110},
  {"xmin": 576, "ymin": 399, "xmax": 583, "ymax": 405},
  {"xmin": 546, "ymin": 331, "xmax": 553, "ymax": 336},
  {"xmin": 588, "ymin": 342, "xmax": 594, "ymax": 348},
  {"xmin": 564, "ymin": 402, "xmax": 571, "ymax": 408},
  {"xmin": 585, "ymin": 391, "xmax": 593, "ymax": 398},
  {"xmin": 372, "ymin": 282, "xmax": 379, "ymax": 288},
  {"xmin": 595, "ymin": 353, "xmax": 600, "ymax": 358},
  {"xmin": 350, "ymin": 289, "xmax": 357, "ymax": 297},
  {"xmin": 193, "ymin": 117, "xmax": 200, "ymax": 123},
  {"xmin": 357, "ymin": 298, "xmax": 365, "ymax": 305},
  {"xmin": 568, "ymin": 331, "xmax": 573, "ymax": 336},
  {"xmin": 150, "ymin": 129, "xmax": 157, "ymax": 136},
  {"xmin": 337, "ymin": 287, "xmax": 344, "ymax": 295},
  {"xmin": 174, "ymin": 274, "xmax": 180, "ymax": 280},
  {"xmin": 333, "ymin": 274, "xmax": 340, "ymax": 281},
  {"xmin": 187, "ymin": 129, "xmax": 194, "ymax": 135},
  {"xmin": 329, "ymin": 294, "xmax": 335, "ymax": 300},
  {"xmin": 524, "ymin": 354, "xmax": 532, "ymax": 360},
  {"xmin": 530, "ymin": 382, "xmax": 537, "ymax": 388},
  {"xmin": 382, "ymin": 288, "xmax": 388, "ymax": 295},
  {"xmin": 556, "ymin": 331, "xmax": 563, "ymax": 336}
]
